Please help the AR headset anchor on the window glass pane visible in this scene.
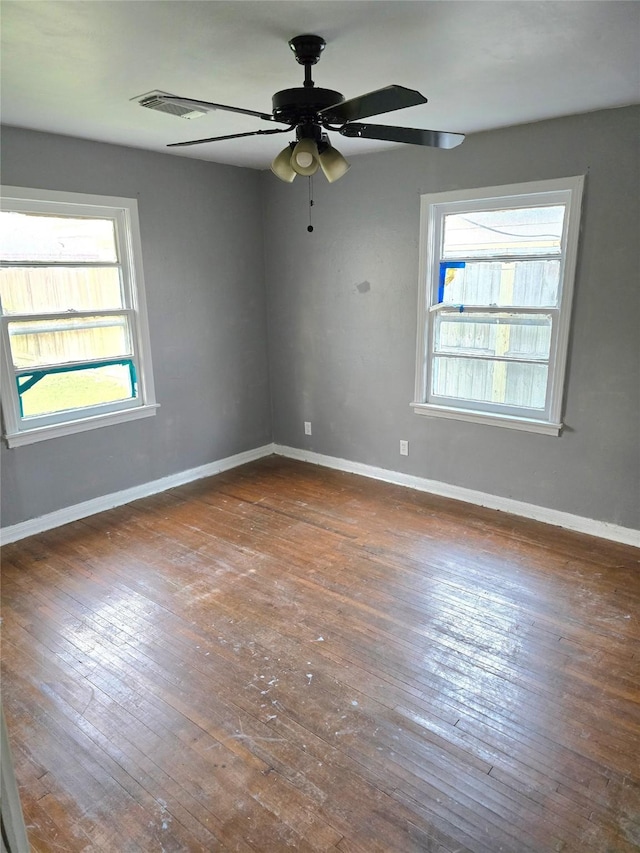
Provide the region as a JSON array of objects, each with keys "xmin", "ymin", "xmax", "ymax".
[
  {"xmin": 438, "ymin": 260, "xmax": 560, "ymax": 307},
  {"xmin": 0, "ymin": 212, "xmax": 118, "ymax": 263},
  {"xmin": 19, "ymin": 363, "xmax": 135, "ymax": 418},
  {"xmin": 432, "ymin": 356, "xmax": 548, "ymax": 409},
  {"xmin": 8, "ymin": 315, "xmax": 132, "ymax": 368},
  {"xmin": 442, "ymin": 206, "xmax": 565, "ymax": 259},
  {"xmin": 434, "ymin": 312, "xmax": 552, "ymax": 360},
  {"xmin": 0, "ymin": 267, "xmax": 123, "ymax": 314}
]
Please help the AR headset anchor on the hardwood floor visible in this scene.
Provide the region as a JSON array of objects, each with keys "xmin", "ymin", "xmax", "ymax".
[{"xmin": 2, "ymin": 456, "xmax": 639, "ymax": 852}]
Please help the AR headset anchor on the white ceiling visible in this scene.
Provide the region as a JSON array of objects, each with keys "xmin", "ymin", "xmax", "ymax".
[{"xmin": 2, "ymin": 1, "xmax": 639, "ymax": 170}]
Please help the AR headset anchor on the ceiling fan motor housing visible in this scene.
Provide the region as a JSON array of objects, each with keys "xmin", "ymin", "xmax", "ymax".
[{"xmin": 272, "ymin": 88, "xmax": 344, "ymax": 126}]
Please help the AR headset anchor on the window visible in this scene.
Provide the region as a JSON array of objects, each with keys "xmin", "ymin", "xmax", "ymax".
[
  {"xmin": 1, "ymin": 187, "xmax": 157, "ymax": 447},
  {"xmin": 412, "ymin": 177, "xmax": 584, "ymax": 435}
]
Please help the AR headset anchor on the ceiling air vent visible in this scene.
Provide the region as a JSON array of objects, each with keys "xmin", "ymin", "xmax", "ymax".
[{"xmin": 134, "ymin": 90, "xmax": 207, "ymax": 120}]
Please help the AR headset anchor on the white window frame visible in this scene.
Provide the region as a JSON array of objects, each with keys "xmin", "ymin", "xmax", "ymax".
[
  {"xmin": 412, "ymin": 176, "xmax": 584, "ymax": 435},
  {"xmin": 1, "ymin": 186, "xmax": 158, "ymax": 447}
]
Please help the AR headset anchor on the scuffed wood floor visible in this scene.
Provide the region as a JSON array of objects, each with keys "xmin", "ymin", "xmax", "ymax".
[{"xmin": 2, "ymin": 456, "xmax": 639, "ymax": 852}]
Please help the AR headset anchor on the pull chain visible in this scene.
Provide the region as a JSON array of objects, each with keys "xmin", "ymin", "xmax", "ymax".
[{"xmin": 307, "ymin": 176, "xmax": 314, "ymax": 233}]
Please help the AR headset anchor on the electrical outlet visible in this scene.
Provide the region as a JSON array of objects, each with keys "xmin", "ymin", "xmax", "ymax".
[
  {"xmin": 400, "ymin": 440, "xmax": 409, "ymax": 456},
  {"xmin": 304, "ymin": 421, "xmax": 312, "ymax": 435}
]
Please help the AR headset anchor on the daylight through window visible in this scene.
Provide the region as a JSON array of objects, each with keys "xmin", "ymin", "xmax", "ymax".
[
  {"xmin": 412, "ymin": 177, "xmax": 584, "ymax": 434},
  {"xmin": 0, "ymin": 187, "xmax": 157, "ymax": 447}
]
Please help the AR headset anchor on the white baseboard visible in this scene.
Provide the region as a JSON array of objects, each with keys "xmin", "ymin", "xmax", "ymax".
[
  {"xmin": 0, "ymin": 443, "xmax": 275, "ymax": 545},
  {"xmin": 2, "ymin": 441, "xmax": 638, "ymax": 548},
  {"xmin": 274, "ymin": 445, "xmax": 640, "ymax": 548}
]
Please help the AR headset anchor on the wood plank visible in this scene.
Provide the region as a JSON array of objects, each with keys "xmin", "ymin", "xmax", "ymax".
[{"xmin": 2, "ymin": 456, "xmax": 639, "ymax": 852}]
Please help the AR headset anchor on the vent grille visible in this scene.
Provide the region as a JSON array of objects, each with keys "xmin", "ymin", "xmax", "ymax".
[{"xmin": 134, "ymin": 91, "xmax": 207, "ymax": 120}]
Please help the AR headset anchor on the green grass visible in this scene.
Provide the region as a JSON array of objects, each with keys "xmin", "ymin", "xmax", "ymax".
[{"xmin": 22, "ymin": 372, "xmax": 131, "ymax": 417}]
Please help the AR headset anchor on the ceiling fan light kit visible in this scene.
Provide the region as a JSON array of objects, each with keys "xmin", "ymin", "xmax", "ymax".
[
  {"xmin": 270, "ymin": 134, "xmax": 350, "ymax": 183},
  {"xmin": 290, "ymin": 137, "xmax": 321, "ymax": 175},
  {"xmin": 270, "ymin": 143, "xmax": 297, "ymax": 182},
  {"xmin": 151, "ymin": 33, "xmax": 464, "ymax": 226},
  {"xmin": 318, "ymin": 145, "xmax": 350, "ymax": 183}
]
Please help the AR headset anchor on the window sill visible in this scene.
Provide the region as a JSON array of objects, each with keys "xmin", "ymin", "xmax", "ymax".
[
  {"xmin": 4, "ymin": 403, "xmax": 159, "ymax": 448},
  {"xmin": 410, "ymin": 402, "xmax": 562, "ymax": 436}
]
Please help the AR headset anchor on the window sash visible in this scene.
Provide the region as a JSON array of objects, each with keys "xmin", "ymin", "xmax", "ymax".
[
  {"xmin": 427, "ymin": 309, "xmax": 561, "ymax": 420},
  {"xmin": 15, "ymin": 363, "xmax": 140, "ymax": 426},
  {"xmin": 0, "ymin": 187, "xmax": 156, "ymax": 444},
  {"xmin": 426, "ymin": 306, "xmax": 562, "ymax": 417},
  {"xmin": 441, "ymin": 204, "xmax": 566, "ymax": 260},
  {"xmin": 434, "ymin": 258, "xmax": 563, "ymax": 310},
  {"xmin": 413, "ymin": 177, "xmax": 584, "ymax": 433},
  {"xmin": 428, "ymin": 373, "xmax": 552, "ymax": 420},
  {"xmin": 0, "ymin": 265, "xmax": 126, "ymax": 316},
  {"xmin": 3, "ymin": 307, "xmax": 132, "ymax": 324},
  {"xmin": 429, "ymin": 304, "xmax": 558, "ymax": 373},
  {"xmin": 5, "ymin": 308, "xmax": 140, "ymax": 368},
  {"xmin": 2, "ymin": 307, "xmax": 142, "ymax": 428}
]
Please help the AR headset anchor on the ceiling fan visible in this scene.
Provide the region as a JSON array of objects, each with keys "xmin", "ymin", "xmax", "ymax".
[{"xmin": 154, "ymin": 34, "xmax": 465, "ymax": 183}]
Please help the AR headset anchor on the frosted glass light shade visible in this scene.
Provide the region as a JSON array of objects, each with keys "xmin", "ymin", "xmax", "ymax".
[
  {"xmin": 291, "ymin": 139, "xmax": 320, "ymax": 176},
  {"xmin": 318, "ymin": 146, "xmax": 350, "ymax": 183},
  {"xmin": 271, "ymin": 146, "xmax": 297, "ymax": 182}
]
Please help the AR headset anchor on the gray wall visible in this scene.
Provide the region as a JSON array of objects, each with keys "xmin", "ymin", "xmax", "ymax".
[
  {"xmin": 2, "ymin": 107, "xmax": 639, "ymax": 532},
  {"xmin": 263, "ymin": 106, "xmax": 640, "ymax": 530},
  {"xmin": 1, "ymin": 127, "xmax": 272, "ymax": 527}
]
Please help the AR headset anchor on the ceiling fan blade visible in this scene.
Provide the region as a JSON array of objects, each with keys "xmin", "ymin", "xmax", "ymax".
[
  {"xmin": 319, "ymin": 85, "xmax": 427, "ymax": 124},
  {"xmin": 168, "ymin": 126, "xmax": 293, "ymax": 148},
  {"xmin": 340, "ymin": 123, "xmax": 465, "ymax": 149},
  {"xmin": 158, "ymin": 95, "xmax": 280, "ymax": 123}
]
